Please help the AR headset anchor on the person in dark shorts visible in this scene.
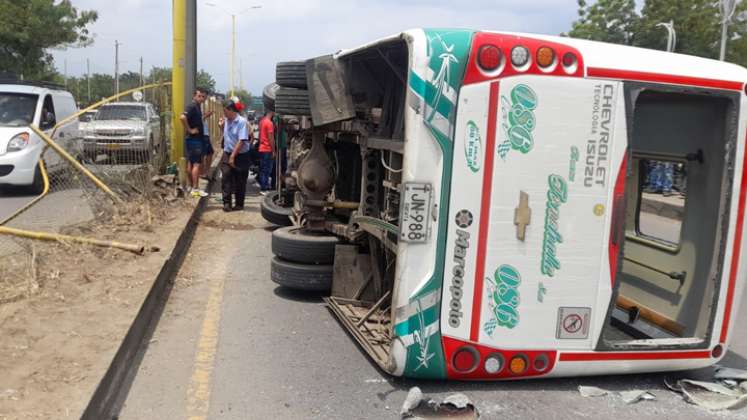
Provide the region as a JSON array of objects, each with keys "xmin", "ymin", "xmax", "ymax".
[
  {"xmin": 218, "ymin": 100, "xmax": 251, "ymax": 212},
  {"xmin": 201, "ymin": 123, "xmax": 215, "ymax": 179},
  {"xmin": 179, "ymin": 87, "xmax": 212, "ymax": 197}
]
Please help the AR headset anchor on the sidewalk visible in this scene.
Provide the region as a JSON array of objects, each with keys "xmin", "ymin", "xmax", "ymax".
[{"xmin": 640, "ymin": 191, "xmax": 685, "ymax": 220}]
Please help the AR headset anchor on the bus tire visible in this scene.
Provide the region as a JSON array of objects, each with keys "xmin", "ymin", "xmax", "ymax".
[
  {"xmin": 272, "ymin": 226, "xmax": 339, "ymax": 265},
  {"xmin": 275, "ymin": 88, "xmax": 311, "ymax": 116},
  {"xmin": 276, "ymin": 61, "xmax": 307, "ymax": 89},
  {"xmin": 261, "ymin": 191, "xmax": 293, "ymax": 227},
  {"xmin": 271, "ymin": 257, "xmax": 332, "ymax": 292}
]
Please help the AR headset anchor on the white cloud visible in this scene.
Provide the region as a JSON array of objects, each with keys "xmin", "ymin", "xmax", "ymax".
[{"xmin": 53, "ymin": 0, "xmax": 579, "ymax": 96}]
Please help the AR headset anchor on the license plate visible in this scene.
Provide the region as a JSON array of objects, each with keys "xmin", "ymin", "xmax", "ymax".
[
  {"xmin": 107, "ymin": 143, "xmax": 120, "ymax": 150},
  {"xmin": 400, "ymin": 183, "xmax": 432, "ymax": 243}
]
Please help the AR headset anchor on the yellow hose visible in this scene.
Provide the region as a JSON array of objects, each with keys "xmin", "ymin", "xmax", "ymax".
[
  {"xmin": 0, "ymin": 226, "xmax": 145, "ymax": 254},
  {"xmin": 29, "ymin": 125, "xmax": 121, "ymax": 203}
]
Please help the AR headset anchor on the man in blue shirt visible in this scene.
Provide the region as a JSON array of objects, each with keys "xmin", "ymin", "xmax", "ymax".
[{"xmin": 218, "ymin": 100, "xmax": 252, "ymax": 212}]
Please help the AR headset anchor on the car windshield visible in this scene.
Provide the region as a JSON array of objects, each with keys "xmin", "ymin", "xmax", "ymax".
[
  {"xmin": 0, "ymin": 92, "xmax": 38, "ymax": 127},
  {"xmin": 79, "ymin": 112, "xmax": 97, "ymax": 123},
  {"xmin": 95, "ymin": 105, "xmax": 146, "ymax": 121}
]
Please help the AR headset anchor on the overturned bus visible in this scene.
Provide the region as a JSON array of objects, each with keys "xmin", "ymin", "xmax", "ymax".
[{"xmin": 262, "ymin": 28, "xmax": 747, "ymax": 380}]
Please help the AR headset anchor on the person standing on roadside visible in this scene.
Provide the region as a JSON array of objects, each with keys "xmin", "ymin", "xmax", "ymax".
[
  {"xmin": 218, "ymin": 100, "xmax": 252, "ymax": 212},
  {"xmin": 201, "ymin": 116, "xmax": 215, "ymax": 180},
  {"xmin": 258, "ymin": 110, "xmax": 276, "ymax": 195},
  {"xmin": 179, "ymin": 87, "xmax": 212, "ymax": 197}
]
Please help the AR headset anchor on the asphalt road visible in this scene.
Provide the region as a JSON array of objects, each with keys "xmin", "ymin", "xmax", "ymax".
[{"xmin": 119, "ymin": 188, "xmax": 747, "ymax": 420}]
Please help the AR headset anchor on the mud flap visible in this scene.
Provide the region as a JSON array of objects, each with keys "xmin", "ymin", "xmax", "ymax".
[{"xmin": 306, "ymin": 55, "xmax": 356, "ymax": 126}]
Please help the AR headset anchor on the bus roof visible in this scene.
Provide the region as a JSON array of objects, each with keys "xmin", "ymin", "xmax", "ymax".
[
  {"xmin": 336, "ymin": 29, "xmax": 747, "ymax": 85},
  {"xmin": 504, "ymin": 31, "xmax": 747, "ymax": 85}
]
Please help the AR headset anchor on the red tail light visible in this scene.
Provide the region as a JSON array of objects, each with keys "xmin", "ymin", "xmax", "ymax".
[
  {"xmin": 712, "ymin": 344, "xmax": 724, "ymax": 358},
  {"xmin": 477, "ymin": 44, "xmax": 502, "ymax": 72},
  {"xmin": 443, "ymin": 336, "xmax": 557, "ymax": 379},
  {"xmin": 562, "ymin": 52, "xmax": 577, "ymax": 67},
  {"xmin": 464, "ymin": 33, "xmax": 585, "ymax": 85},
  {"xmin": 452, "ymin": 346, "xmax": 480, "ymax": 373}
]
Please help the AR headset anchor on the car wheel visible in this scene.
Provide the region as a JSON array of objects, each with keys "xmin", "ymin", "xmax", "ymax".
[
  {"xmin": 29, "ymin": 164, "xmax": 45, "ymax": 195},
  {"xmin": 272, "ymin": 226, "xmax": 339, "ymax": 265},
  {"xmin": 276, "ymin": 61, "xmax": 307, "ymax": 89},
  {"xmin": 270, "ymin": 257, "xmax": 332, "ymax": 292},
  {"xmin": 260, "ymin": 191, "xmax": 293, "ymax": 226},
  {"xmin": 151, "ymin": 136, "xmax": 160, "ymax": 161},
  {"xmin": 275, "ymin": 88, "xmax": 311, "ymax": 116}
]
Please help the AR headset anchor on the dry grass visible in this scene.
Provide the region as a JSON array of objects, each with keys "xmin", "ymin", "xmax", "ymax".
[{"xmin": 0, "ymin": 193, "xmax": 190, "ymax": 307}]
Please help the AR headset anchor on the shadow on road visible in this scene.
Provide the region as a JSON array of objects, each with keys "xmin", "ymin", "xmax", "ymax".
[
  {"xmin": 0, "ymin": 186, "xmax": 35, "ymax": 198},
  {"xmin": 273, "ymin": 286, "xmax": 325, "ymax": 303}
]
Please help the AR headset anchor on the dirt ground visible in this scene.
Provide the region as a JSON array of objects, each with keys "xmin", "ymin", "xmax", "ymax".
[{"xmin": 0, "ymin": 198, "xmax": 196, "ymax": 420}]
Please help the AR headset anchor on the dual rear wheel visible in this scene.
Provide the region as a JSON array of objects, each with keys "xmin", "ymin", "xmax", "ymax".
[{"xmin": 270, "ymin": 226, "xmax": 339, "ymax": 292}]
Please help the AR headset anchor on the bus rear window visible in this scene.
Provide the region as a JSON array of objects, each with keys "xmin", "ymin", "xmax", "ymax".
[{"xmin": 635, "ymin": 158, "xmax": 686, "ymax": 247}]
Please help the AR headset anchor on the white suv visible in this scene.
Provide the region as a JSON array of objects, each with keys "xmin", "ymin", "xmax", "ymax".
[
  {"xmin": 83, "ymin": 102, "xmax": 162, "ymax": 162},
  {"xmin": 0, "ymin": 81, "xmax": 79, "ymax": 193}
]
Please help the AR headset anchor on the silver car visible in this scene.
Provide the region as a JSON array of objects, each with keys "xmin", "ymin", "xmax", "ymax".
[{"xmin": 84, "ymin": 102, "xmax": 161, "ymax": 162}]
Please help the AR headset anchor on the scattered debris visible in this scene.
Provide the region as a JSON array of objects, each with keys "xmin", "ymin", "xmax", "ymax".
[
  {"xmin": 579, "ymin": 386, "xmax": 655, "ymax": 404},
  {"xmin": 677, "ymin": 379, "xmax": 747, "ymax": 410},
  {"xmin": 578, "ymin": 386, "xmax": 608, "ymax": 398},
  {"xmin": 400, "ymin": 387, "xmax": 424, "ymax": 416},
  {"xmin": 400, "ymin": 387, "xmax": 479, "ymax": 419},
  {"xmin": 664, "ymin": 367, "xmax": 747, "ymax": 411},
  {"xmin": 715, "ymin": 366, "xmax": 747, "ymax": 381},
  {"xmin": 620, "ymin": 390, "xmax": 656, "ymax": 404}
]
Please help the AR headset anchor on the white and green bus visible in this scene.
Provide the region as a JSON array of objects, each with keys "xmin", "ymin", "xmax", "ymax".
[{"xmin": 264, "ymin": 28, "xmax": 747, "ymax": 380}]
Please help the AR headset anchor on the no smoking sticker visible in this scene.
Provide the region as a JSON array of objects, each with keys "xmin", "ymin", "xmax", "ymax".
[{"xmin": 556, "ymin": 307, "xmax": 591, "ymax": 339}]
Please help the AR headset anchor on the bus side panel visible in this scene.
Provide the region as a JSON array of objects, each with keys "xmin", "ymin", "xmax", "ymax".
[
  {"xmin": 471, "ymin": 76, "xmax": 623, "ymax": 351},
  {"xmin": 714, "ymin": 94, "xmax": 747, "ymax": 352}
]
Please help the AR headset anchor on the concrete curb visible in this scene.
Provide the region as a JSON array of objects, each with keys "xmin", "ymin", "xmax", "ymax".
[{"xmin": 81, "ymin": 169, "xmax": 218, "ymax": 420}]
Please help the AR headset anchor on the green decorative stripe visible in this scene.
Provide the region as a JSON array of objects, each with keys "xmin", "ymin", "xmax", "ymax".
[
  {"xmin": 393, "ymin": 304, "xmax": 440, "ymax": 337},
  {"xmin": 400, "ymin": 28, "xmax": 475, "ymax": 380},
  {"xmin": 409, "ymin": 71, "xmax": 456, "ymax": 125}
]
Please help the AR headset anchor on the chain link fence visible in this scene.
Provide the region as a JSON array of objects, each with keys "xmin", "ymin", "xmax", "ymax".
[{"xmin": 0, "ymin": 83, "xmax": 198, "ymax": 303}]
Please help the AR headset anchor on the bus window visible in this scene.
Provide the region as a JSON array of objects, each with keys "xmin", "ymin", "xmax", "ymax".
[{"xmin": 634, "ymin": 158, "xmax": 686, "ymax": 248}]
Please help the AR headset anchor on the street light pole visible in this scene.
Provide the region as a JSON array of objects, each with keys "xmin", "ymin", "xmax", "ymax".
[
  {"xmin": 115, "ymin": 40, "xmax": 121, "ymax": 95},
  {"xmin": 656, "ymin": 21, "xmax": 676, "ymax": 52},
  {"xmin": 205, "ymin": 3, "xmax": 261, "ymax": 98},
  {"xmin": 720, "ymin": 0, "xmax": 738, "ymax": 61},
  {"xmin": 231, "ymin": 14, "xmax": 236, "ymax": 97}
]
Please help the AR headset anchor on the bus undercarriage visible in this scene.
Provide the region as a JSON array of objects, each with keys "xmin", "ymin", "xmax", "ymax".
[{"xmin": 266, "ymin": 40, "xmax": 410, "ymax": 369}]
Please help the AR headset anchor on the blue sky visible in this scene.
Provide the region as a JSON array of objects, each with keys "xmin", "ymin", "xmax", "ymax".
[{"xmin": 52, "ymin": 0, "xmax": 582, "ymax": 95}]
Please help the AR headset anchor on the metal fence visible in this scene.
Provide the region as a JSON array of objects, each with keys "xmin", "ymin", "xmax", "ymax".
[{"xmin": 0, "ymin": 83, "xmax": 184, "ymax": 303}]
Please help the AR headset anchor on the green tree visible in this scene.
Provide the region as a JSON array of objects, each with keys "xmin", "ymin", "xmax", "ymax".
[
  {"xmin": 88, "ymin": 73, "xmax": 115, "ymax": 103},
  {"xmin": 635, "ymin": 0, "xmax": 719, "ymax": 56},
  {"xmin": 566, "ymin": 0, "xmax": 639, "ymax": 45},
  {"xmin": 145, "ymin": 67, "xmax": 216, "ymax": 93},
  {"xmin": 566, "ymin": 0, "xmax": 747, "ymax": 67},
  {"xmin": 0, "ymin": 0, "xmax": 97, "ymax": 80},
  {"xmin": 197, "ymin": 70, "xmax": 216, "ymax": 92},
  {"xmin": 147, "ymin": 66, "xmax": 172, "ymax": 84},
  {"xmin": 231, "ymin": 89, "xmax": 253, "ymax": 108}
]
